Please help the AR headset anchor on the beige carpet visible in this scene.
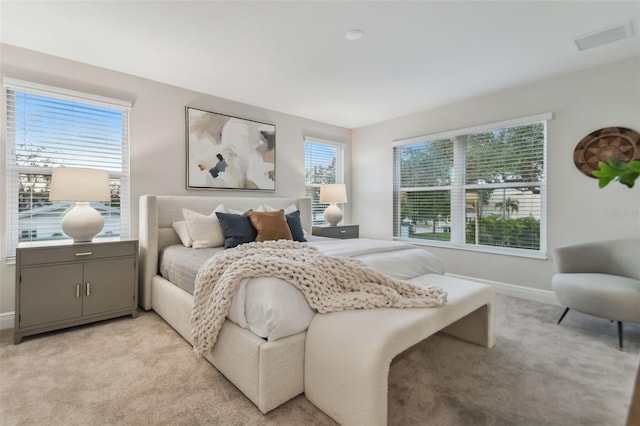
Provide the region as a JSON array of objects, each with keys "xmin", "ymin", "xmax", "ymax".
[{"xmin": 1, "ymin": 294, "xmax": 638, "ymax": 426}]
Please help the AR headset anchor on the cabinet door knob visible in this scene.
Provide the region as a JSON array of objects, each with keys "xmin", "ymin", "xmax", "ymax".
[
  {"xmin": 86, "ymin": 282, "xmax": 91, "ymax": 297},
  {"xmin": 76, "ymin": 284, "xmax": 81, "ymax": 298}
]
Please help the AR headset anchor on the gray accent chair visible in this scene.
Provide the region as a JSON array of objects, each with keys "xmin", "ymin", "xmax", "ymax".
[{"xmin": 551, "ymin": 238, "xmax": 640, "ymax": 348}]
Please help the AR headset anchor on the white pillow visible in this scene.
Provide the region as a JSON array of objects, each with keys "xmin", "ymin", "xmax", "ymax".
[
  {"xmin": 182, "ymin": 204, "xmax": 227, "ymax": 249},
  {"xmin": 172, "ymin": 220, "xmax": 193, "ymax": 247},
  {"xmin": 227, "ymin": 207, "xmax": 244, "ymax": 215},
  {"xmin": 263, "ymin": 204, "xmax": 298, "ymax": 214}
]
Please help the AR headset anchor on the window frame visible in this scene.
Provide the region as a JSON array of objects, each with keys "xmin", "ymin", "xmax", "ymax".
[
  {"xmin": 4, "ymin": 78, "xmax": 132, "ymax": 260},
  {"xmin": 392, "ymin": 113, "xmax": 551, "ymax": 259},
  {"xmin": 304, "ymin": 137, "xmax": 345, "ymax": 225}
]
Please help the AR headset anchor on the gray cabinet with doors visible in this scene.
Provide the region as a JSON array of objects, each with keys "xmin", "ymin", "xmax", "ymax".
[{"xmin": 14, "ymin": 239, "xmax": 138, "ymax": 344}]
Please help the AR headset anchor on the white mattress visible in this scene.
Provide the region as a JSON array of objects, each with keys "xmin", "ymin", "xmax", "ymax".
[{"xmin": 159, "ymin": 237, "xmax": 445, "ymax": 341}]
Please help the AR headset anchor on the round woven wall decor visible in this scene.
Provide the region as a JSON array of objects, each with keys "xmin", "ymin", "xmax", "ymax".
[{"xmin": 573, "ymin": 126, "xmax": 640, "ymax": 178}]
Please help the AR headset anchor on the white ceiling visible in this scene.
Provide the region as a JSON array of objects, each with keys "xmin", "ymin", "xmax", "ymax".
[{"xmin": 1, "ymin": 1, "xmax": 639, "ymax": 129}]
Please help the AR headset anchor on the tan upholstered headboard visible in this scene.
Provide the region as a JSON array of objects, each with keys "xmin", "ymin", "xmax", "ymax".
[{"xmin": 138, "ymin": 195, "xmax": 312, "ymax": 310}]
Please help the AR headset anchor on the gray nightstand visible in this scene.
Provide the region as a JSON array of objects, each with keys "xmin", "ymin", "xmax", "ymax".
[
  {"xmin": 14, "ymin": 239, "xmax": 138, "ymax": 344},
  {"xmin": 312, "ymin": 225, "xmax": 359, "ymax": 239}
]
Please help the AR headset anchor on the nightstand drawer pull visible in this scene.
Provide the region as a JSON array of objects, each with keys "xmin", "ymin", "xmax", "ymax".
[
  {"xmin": 339, "ymin": 230, "xmax": 346, "ymax": 233},
  {"xmin": 75, "ymin": 251, "xmax": 93, "ymax": 257},
  {"xmin": 86, "ymin": 282, "xmax": 91, "ymax": 297},
  {"xmin": 76, "ymin": 284, "xmax": 81, "ymax": 298}
]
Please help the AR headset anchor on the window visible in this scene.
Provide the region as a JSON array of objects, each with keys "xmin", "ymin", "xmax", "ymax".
[
  {"xmin": 4, "ymin": 79, "xmax": 131, "ymax": 258},
  {"xmin": 304, "ymin": 138, "xmax": 344, "ymax": 225},
  {"xmin": 393, "ymin": 113, "xmax": 550, "ymax": 257}
]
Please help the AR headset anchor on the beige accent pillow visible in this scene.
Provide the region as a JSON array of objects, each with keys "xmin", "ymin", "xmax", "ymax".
[
  {"xmin": 182, "ymin": 204, "xmax": 227, "ymax": 248},
  {"xmin": 247, "ymin": 210, "xmax": 293, "ymax": 242}
]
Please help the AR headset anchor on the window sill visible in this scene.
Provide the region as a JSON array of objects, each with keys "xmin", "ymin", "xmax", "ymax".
[{"xmin": 394, "ymin": 237, "xmax": 548, "ymax": 260}]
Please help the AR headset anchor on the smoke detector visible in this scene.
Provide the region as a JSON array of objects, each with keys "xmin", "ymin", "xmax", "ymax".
[{"xmin": 345, "ymin": 29, "xmax": 364, "ymax": 41}]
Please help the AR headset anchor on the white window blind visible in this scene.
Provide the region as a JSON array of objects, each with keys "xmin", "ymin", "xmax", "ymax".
[
  {"xmin": 393, "ymin": 138, "xmax": 454, "ymax": 242},
  {"xmin": 4, "ymin": 79, "xmax": 131, "ymax": 259},
  {"xmin": 393, "ymin": 114, "xmax": 549, "ymax": 256},
  {"xmin": 304, "ymin": 138, "xmax": 344, "ymax": 225}
]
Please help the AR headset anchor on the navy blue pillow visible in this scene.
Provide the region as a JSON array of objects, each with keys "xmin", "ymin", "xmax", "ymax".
[
  {"xmin": 286, "ymin": 210, "xmax": 307, "ymax": 242},
  {"xmin": 215, "ymin": 212, "xmax": 257, "ymax": 248}
]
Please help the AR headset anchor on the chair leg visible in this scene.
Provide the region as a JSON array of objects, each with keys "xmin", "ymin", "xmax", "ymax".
[
  {"xmin": 557, "ymin": 307, "xmax": 570, "ymax": 325},
  {"xmin": 618, "ymin": 322, "xmax": 623, "ymax": 349}
]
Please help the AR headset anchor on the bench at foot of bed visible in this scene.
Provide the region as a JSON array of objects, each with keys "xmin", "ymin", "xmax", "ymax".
[{"xmin": 304, "ymin": 274, "xmax": 495, "ymax": 426}]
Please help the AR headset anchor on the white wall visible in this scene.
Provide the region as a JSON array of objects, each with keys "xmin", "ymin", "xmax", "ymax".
[
  {"xmin": 1, "ymin": 44, "xmax": 638, "ymax": 318},
  {"xmin": 352, "ymin": 56, "xmax": 640, "ymax": 293},
  {"xmin": 0, "ymin": 43, "xmax": 351, "ymax": 316}
]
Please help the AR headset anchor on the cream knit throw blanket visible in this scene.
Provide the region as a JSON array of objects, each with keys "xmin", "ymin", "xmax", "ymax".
[{"xmin": 191, "ymin": 240, "xmax": 447, "ymax": 355}]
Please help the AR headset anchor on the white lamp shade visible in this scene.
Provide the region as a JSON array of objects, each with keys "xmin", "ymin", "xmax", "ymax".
[
  {"xmin": 49, "ymin": 167, "xmax": 111, "ymax": 202},
  {"xmin": 319, "ymin": 184, "xmax": 347, "ymax": 203}
]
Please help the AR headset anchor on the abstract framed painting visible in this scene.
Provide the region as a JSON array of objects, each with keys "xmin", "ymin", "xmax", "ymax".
[{"xmin": 186, "ymin": 106, "xmax": 276, "ymax": 191}]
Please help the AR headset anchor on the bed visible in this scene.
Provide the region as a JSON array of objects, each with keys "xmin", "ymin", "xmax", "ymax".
[{"xmin": 139, "ymin": 194, "xmax": 495, "ymax": 423}]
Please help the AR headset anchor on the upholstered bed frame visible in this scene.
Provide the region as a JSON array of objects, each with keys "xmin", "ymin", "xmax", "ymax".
[
  {"xmin": 139, "ymin": 194, "xmax": 496, "ymax": 424},
  {"xmin": 139, "ymin": 194, "xmax": 312, "ymax": 413}
]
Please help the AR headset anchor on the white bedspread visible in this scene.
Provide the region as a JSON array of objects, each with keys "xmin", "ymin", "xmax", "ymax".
[{"xmin": 227, "ymin": 238, "xmax": 445, "ymax": 341}]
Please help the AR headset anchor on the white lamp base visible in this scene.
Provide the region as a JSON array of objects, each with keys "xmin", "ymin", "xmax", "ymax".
[
  {"xmin": 323, "ymin": 203, "xmax": 343, "ymax": 226},
  {"xmin": 62, "ymin": 202, "xmax": 105, "ymax": 243}
]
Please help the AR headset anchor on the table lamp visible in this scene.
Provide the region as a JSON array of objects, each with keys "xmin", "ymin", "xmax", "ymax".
[
  {"xmin": 49, "ymin": 167, "xmax": 111, "ymax": 242},
  {"xmin": 320, "ymin": 184, "xmax": 347, "ymax": 226}
]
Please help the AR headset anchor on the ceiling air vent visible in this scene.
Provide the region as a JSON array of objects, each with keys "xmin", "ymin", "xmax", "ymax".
[{"xmin": 571, "ymin": 21, "xmax": 634, "ymax": 51}]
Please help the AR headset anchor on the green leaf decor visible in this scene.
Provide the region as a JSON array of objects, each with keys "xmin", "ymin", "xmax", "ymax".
[{"xmin": 593, "ymin": 159, "xmax": 640, "ymax": 189}]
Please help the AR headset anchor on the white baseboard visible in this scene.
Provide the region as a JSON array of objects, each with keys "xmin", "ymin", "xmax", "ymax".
[
  {"xmin": 0, "ymin": 277, "xmax": 558, "ymax": 331},
  {"xmin": 446, "ymin": 273, "xmax": 561, "ymax": 306},
  {"xmin": 0, "ymin": 311, "xmax": 14, "ymax": 330}
]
